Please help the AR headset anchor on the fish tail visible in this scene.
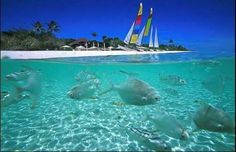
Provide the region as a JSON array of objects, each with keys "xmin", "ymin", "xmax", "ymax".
[
  {"xmin": 98, "ymin": 83, "xmax": 114, "ymax": 96},
  {"xmin": 143, "ymin": 114, "xmax": 153, "ymax": 122},
  {"xmin": 119, "ymin": 70, "xmax": 130, "ymax": 75},
  {"xmin": 119, "ymin": 70, "xmax": 138, "ymax": 77},
  {"xmin": 16, "ymin": 86, "xmax": 25, "ymax": 93}
]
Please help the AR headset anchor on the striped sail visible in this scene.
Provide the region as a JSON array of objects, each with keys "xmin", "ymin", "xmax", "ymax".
[
  {"xmin": 130, "ymin": 3, "xmax": 143, "ymax": 44},
  {"xmin": 144, "ymin": 8, "xmax": 153, "ymax": 36},
  {"xmin": 149, "ymin": 26, "xmax": 153, "ymax": 47},
  {"xmin": 154, "ymin": 27, "xmax": 159, "ymax": 48},
  {"xmin": 136, "ymin": 26, "xmax": 145, "ymax": 46},
  {"xmin": 124, "ymin": 22, "xmax": 135, "ymax": 44}
]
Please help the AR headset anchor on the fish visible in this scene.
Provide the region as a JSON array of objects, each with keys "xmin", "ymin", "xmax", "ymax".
[
  {"xmin": 5, "ymin": 69, "xmax": 31, "ymax": 81},
  {"xmin": 148, "ymin": 114, "xmax": 189, "ymax": 140},
  {"xmin": 5, "ymin": 66, "xmax": 42, "ymax": 109},
  {"xmin": 100, "ymin": 71, "xmax": 160, "ymax": 106},
  {"xmin": 159, "ymin": 74, "xmax": 186, "ymax": 86},
  {"xmin": 193, "ymin": 100, "xmax": 235, "ymax": 134},
  {"xmin": 67, "ymin": 77, "xmax": 100, "ymax": 100},
  {"xmin": 75, "ymin": 70, "xmax": 97, "ymax": 83},
  {"xmin": 15, "ymin": 69, "xmax": 41, "ymax": 101},
  {"xmin": 123, "ymin": 124, "xmax": 172, "ymax": 151},
  {"xmin": 1, "ymin": 90, "xmax": 29, "ymax": 108},
  {"xmin": 201, "ymin": 76, "xmax": 224, "ymax": 95}
]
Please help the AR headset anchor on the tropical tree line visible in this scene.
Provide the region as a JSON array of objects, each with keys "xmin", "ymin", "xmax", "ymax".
[
  {"xmin": 1, "ymin": 21, "xmax": 62, "ymax": 50},
  {"xmin": 1, "ymin": 20, "xmax": 128, "ymax": 50},
  {"xmin": 1, "ymin": 21, "xmax": 188, "ymax": 51},
  {"xmin": 141, "ymin": 39, "xmax": 188, "ymax": 51},
  {"xmin": 33, "ymin": 21, "xmax": 60, "ymax": 34}
]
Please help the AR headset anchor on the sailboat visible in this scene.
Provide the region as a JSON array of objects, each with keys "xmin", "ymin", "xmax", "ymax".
[
  {"xmin": 124, "ymin": 22, "xmax": 135, "ymax": 44},
  {"xmin": 124, "ymin": 3, "xmax": 143, "ymax": 44},
  {"xmin": 123, "ymin": 4, "xmax": 158, "ymax": 49},
  {"xmin": 136, "ymin": 26, "xmax": 145, "ymax": 46},
  {"xmin": 154, "ymin": 27, "xmax": 159, "ymax": 48},
  {"xmin": 149, "ymin": 26, "xmax": 153, "ymax": 47},
  {"xmin": 136, "ymin": 7, "xmax": 153, "ymax": 46},
  {"xmin": 144, "ymin": 8, "xmax": 153, "ymax": 37}
]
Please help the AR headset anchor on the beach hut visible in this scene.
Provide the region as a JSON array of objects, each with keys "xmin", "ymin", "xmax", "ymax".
[
  {"xmin": 108, "ymin": 46, "xmax": 113, "ymax": 51},
  {"xmin": 70, "ymin": 38, "xmax": 88, "ymax": 48},
  {"xmin": 75, "ymin": 45, "xmax": 86, "ymax": 51},
  {"xmin": 61, "ymin": 45, "xmax": 73, "ymax": 50}
]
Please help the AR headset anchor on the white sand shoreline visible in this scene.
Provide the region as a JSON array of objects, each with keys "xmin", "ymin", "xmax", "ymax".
[{"xmin": 1, "ymin": 50, "xmax": 190, "ymax": 59}]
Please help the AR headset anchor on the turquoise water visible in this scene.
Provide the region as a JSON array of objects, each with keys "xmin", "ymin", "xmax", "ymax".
[{"xmin": 1, "ymin": 54, "xmax": 235, "ymax": 151}]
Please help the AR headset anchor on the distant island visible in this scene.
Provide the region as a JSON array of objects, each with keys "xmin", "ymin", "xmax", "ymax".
[{"xmin": 1, "ymin": 21, "xmax": 188, "ymax": 51}]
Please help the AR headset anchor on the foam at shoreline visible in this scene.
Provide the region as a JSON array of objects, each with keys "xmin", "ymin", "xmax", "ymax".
[{"xmin": 1, "ymin": 50, "xmax": 189, "ymax": 59}]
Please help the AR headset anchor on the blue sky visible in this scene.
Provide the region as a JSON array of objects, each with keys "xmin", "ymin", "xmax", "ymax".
[{"xmin": 1, "ymin": 0, "xmax": 235, "ymax": 52}]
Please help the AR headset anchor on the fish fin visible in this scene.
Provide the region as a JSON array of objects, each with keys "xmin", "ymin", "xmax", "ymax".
[
  {"xmin": 15, "ymin": 86, "xmax": 25, "ymax": 94},
  {"xmin": 112, "ymin": 101, "xmax": 125, "ymax": 106},
  {"xmin": 190, "ymin": 127, "xmax": 199, "ymax": 135},
  {"xmin": 119, "ymin": 70, "xmax": 138, "ymax": 77},
  {"xmin": 1, "ymin": 91, "xmax": 9, "ymax": 96},
  {"xmin": 90, "ymin": 96, "xmax": 99, "ymax": 100},
  {"xmin": 194, "ymin": 99, "xmax": 208, "ymax": 106},
  {"xmin": 217, "ymin": 124, "xmax": 223, "ymax": 130},
  {"xmin": 143, "ymin": 114, "xmax": 156, "ymax": 124},
  {"xmin": 31, "ymin": 100, "xmax": 37, "ymax": 110},
  {"xmin": 98, "ymin": 81, "xmax": 114, "ymax": 96},
  {"xmin": 21, "ymin": 65, "xmax": 33, "ymax": 71}
]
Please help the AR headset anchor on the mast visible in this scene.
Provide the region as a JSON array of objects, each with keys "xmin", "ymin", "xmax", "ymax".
[
  {"xmin": 144, "ymin": 8, "xmax": 153, "ymax": 37},
  {"xmin": 130, "ymin": 3, "xmax": 143, "ymax": 44},
  {"xmin": 124, "ymin": 22, "xmax": 135, "ymax": 44},
  {"xmin": 136, "ymin": 26, "xmax": 145, "ymax": 46},
  {"xmin": 149, "ymin": 26, "xmax": 153, "ymax": 47},
  {"xmin": 154, "ymin": 27, "xmax": 159, "ymax": 48}
]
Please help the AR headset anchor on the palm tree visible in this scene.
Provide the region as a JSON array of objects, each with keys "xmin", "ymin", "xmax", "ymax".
[
  {"xmin": 47, "ymin": 21, "xmax": 60, "ymax": 33},
  {"xmin": 33, "ymin": 21, "xmax": 44, "ymax": 33},
  {"xmin": 102, "ymin": 35, "xmax": 107, "ymax": 51},
  {"xmin": 169, "ymin": 39, "xmax": 174, "ymax": 45},
  {"xmin": 91, "ymin": 32, "xmax": 97, "ymax": 47}
]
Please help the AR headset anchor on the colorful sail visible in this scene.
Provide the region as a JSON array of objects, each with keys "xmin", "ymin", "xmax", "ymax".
[
  {"xmin": 124, "ymin": 22, "xmax": 135, "ymax": 44},
  {"xmin": 144, "ymin": 8, "xmax": 153, "ymax": 36},
  {"xmin": 130, "ymin": 3, "xmax": 143, "ymax": 44},
  {"xmin": 136, "ymin": 26, "xmax": 145, "ymax": 46},
  {"xmin": 154, "ymin": 27, "xmax": 159, "ymax": 48},
  {"xmin": 149, "ymin": 26, "xmax": 153, "ymax": 47}
]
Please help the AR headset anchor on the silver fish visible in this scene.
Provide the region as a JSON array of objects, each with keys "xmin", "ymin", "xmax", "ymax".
[
  {"xmin": 127, "ymin": 126, "xmax": 172, "ymax": 151},
  {"xmin": 193, "ymin": 100, "xmax": 235, "ymax": 134}
]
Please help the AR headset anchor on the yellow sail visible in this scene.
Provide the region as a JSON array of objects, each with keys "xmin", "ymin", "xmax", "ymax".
[
  {"xmin": 130, "ymin": 3, "xmax": 143, "ymax": 44},
  {"xmin": 144, "ymin": 8, "xmax": 153, "ymax": 36}
]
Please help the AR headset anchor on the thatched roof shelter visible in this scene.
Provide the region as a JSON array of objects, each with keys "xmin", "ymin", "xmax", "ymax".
[{"xmin": 70, "ymin": 38, "xmax": 88, "ymax": 47}]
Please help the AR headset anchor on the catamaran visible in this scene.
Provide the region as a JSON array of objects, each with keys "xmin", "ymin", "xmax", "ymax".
[
  {"xmin": 154, "ymin": 27, "xmax": 159, "ymax": 48},
  {"xmin": 124, "ymin": 3, "xmax": 159, "ymax": 50},
  {"xmin": 124, "ymin": 3, "xmax": 143, "ymax": 45}
]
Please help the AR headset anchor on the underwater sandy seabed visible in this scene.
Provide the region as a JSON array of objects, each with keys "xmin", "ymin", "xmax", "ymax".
[{"xmin": 1, "ymin": 57, "xmax": 235, "ymax": 151}]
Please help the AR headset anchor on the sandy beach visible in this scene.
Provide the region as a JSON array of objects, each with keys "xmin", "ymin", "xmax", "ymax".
[{"xmin": 1, "ymin": 50, "xmax": 189, "ymax": 59}]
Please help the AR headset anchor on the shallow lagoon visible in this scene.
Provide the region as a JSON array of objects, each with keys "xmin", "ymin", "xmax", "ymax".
[{"xmin": 1, "ymin": 53, "xmax": 235, "ymax": 151}]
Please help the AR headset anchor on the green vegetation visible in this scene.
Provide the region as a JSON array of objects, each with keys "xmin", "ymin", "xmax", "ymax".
[
  {"xmin": 142, "ymin": 39, "xmax": 188, "ymax": 51},
  {"xmin": 158, "ymin": 44, "xmax": 188, "ymax": 51},
  {"xmin": 1, "ymin": 21, "xmax": 127, "ymax": 50},
  {"xmin": 1, "ymin": 21, "xmax": 63, "ymax": 50},
  {"xmin": 1, "ymin": 22, "xmax": 188, "ymax": 51}
]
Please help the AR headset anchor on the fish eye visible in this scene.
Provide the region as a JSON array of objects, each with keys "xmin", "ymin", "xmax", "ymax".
[
  {"xmin": 180, "ymin": 132, "xmax": 188, "ymax": 140},
  {"xmin": 142, "ymin": 97, "xmax": 147, "ymax": 102},
  {"xmin": 154, "ymin": 95, "xmax": 160, "ymax": 100}
]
